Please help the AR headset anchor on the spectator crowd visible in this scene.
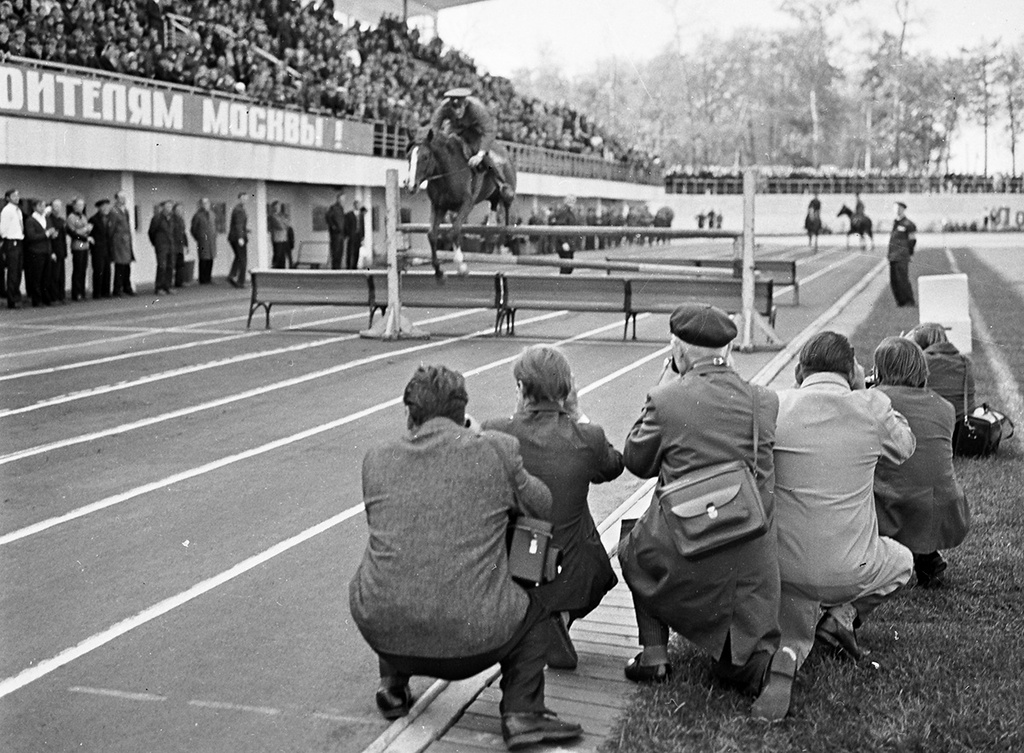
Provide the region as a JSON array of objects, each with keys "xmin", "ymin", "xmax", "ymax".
[{"xmin": 1, "ymin": 0, "xmax": 658, "ymax": 173}]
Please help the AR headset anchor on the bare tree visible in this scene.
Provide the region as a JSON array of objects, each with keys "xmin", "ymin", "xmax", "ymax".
[{"xmin": 999, "ymin": 42, "xmax": 1024, "ymax": 177}]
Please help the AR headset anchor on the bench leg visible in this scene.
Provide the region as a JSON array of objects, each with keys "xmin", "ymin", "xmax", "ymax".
[
  {"xmin": 794, "ymin": 283, "xmax": 799, "ymax": 306},
  {"xmin": 264, "ymin": 303, "xmax": 272, "ymax": 329}
]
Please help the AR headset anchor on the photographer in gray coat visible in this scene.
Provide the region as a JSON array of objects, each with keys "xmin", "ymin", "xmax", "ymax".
[{"xmin": 350, "ymin": 365, "xmax": 583, "ymax": 750}]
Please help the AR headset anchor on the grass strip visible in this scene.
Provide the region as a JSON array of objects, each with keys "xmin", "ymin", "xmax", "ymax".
[{"xmin": 607, "ymin": 247, "xmax": 1023, "ymax": 752}]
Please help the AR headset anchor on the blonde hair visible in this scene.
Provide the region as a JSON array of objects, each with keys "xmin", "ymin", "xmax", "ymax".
[
  {"xmin": 908, "ymin": 322, "xmax": 949, "ymax": 350},
  {"xmin": 874, "ymin": 336, "xmax": 929, "ymax": 388},
  {"xmin": 513, "ymin": 345, "xmax": 573, "ymax": 404}
]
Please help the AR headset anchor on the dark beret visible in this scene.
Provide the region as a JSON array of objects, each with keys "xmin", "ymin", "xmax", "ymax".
[
  {"xmin": 669, "ymin": 303, "xmax": 737, "ymax": 347},
  {"xmin": 94, "ymin": 198, "xmax": 110, "ymax": 207}
]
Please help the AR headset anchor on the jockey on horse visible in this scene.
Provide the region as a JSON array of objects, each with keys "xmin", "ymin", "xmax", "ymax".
[{"xmin": 429, "ymin": 87, "xmax": 514, "ymax": 206}]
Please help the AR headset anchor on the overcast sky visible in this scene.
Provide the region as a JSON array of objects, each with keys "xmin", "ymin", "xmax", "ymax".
[{"xmin": 434, "ymin": 0, "xmax": 1024, "ymax": 172}]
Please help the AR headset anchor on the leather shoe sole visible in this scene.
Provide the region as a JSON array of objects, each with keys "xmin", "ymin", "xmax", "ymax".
[
  {"xmin": 374, "ymin": 685, "xmax": 413, "ymax": 720},
  {"xmin": 751, "ymin": 646, "xmax": 797, "ymax": 721},
  {"xmin": 624, "ymin": 652, "xmax": 671, "ymax": 683},
  {"xmin": 501, "ymin": 711, "xmax": 582, "ymax": 750}
]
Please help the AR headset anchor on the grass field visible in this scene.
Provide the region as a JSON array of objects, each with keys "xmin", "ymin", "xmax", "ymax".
[{"xmin": 608, "ymin": 247, "xmax": 1024, "ymax": 752}]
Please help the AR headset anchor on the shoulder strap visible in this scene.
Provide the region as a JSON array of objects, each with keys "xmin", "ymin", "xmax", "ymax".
[
  {"xmin": 960, "ymin": 355, "xmax": 969, "ymax": 420},
  {"xmin": 751, "ymin": 387, "xmax": 760, "ymax": 476}
]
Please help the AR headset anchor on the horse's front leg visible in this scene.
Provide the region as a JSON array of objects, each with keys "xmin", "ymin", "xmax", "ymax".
[
  {"xmin": 451, "ymin": 203, "xmax": 472, "ymax": 275},
  {"xmin": 428, "ymin": 209, "xmax": 442, "ymax": 280}
]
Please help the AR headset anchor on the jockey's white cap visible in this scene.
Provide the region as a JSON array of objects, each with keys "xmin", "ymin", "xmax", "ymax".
[{"xmin": 444, "ymin": 87, "xmax": 472, "ymax": 99}]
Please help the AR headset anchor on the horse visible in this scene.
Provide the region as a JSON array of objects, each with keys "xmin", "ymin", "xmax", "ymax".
[
  {"xmin": 804, "ymin": 209, "xmax": 822, "ymax": 251},
  {"xmin": 837, "ymin": 205, "xmax": 874, "ymax": 251},
  {"xmin": 406, "ymin": 128, "xmax": 517, "ymax": 279}
]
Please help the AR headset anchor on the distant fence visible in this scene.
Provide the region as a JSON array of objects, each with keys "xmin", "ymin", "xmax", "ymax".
[{"xmin": 666, "ymin": 174, "xmax": 1024, "ymax": 195}]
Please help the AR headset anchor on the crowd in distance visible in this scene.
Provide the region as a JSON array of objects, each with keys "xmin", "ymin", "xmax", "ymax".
[
  {"xmin": 0, "ymin": 0, "xmax": 659, "ymax": 173},
  {"xmin": 350, "ymin": 304, "xmax": 985, "ymax": 747}
]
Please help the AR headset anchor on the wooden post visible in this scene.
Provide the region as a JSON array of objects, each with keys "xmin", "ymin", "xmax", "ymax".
[
  {"xmin": 360, "ymin": 169, "xmax": 428, "ymax": 340},
  {"xmin": 740, "ymin": 168, "xmax": 756, "ymax": 351}
]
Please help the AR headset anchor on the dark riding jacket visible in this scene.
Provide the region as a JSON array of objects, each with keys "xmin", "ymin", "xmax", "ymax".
[{"xmin": 430, "ymin": 96, "xmax": 497, "ymax": 154}]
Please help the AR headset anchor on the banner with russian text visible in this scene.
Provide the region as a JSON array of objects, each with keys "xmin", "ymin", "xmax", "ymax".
[{"xmin": 0, "ymin": 62, "xmax": 375, "ymax": 155}]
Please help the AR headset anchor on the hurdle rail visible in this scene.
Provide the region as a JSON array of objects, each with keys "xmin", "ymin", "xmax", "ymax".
[{"xmin": 366, "ymin": 168, "xmax": 783, "ymax": 350}]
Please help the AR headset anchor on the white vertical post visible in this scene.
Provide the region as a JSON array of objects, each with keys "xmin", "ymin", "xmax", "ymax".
[
  {"xmin": 384, "ymin": 169, "xmax": 401, "ymax": 338},
  {"xmin": 740, "ymin": 168, "xmax": 756, "ymax": 351},
  {"xmin": 254, "ymin": 180, "xmax": 270, "ymax": 270}
]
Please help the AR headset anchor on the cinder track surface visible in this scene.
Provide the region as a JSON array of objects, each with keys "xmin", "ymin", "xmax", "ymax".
[{"xmin": 0, "ymin": 238, "xmax": 885, "ymax": 752}]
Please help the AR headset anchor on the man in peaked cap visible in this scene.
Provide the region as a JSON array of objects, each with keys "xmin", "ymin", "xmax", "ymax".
[
  {"xmin": 887, "ymin": 200, "xmax": 917, "ymax": 307},
  {"xmin": 619, "ymin": 303, "xmax": 797, "ymax": 720},
  {"xmin": 429, "ymin": 87, "xmax": 513, "ymax": 202}
]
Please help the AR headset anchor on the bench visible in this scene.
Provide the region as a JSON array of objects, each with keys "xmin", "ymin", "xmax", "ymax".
[
  {"xmin": 607, "ymin": 256, "xmax": 799, "ymax": 304},
  {"xmin": 294, "ymin": 241, "xmax": 331, "ymax": 269},
  {"xmin": 499, "ymin": 275, "xmax": 629, "ymax": 337},
  {"xmin": 247, "ymin": 269, "xmax": 372, "ymax": 328},
  {"xmin": 626, "ymin": 276, "xmax": 775, "ymax": 340},
  {"xmin": 369, "ymin": 271, "xmax": 505, "ymax": 334}
]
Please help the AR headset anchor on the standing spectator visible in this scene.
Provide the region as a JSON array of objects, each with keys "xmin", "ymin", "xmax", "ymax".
[
  {"xmin": 268, "ymin": 201, "xmax": 290, "ymax": 269},
  {"xmin": 550, "ymin": 195, "xmax": 579, "ymax": 275},
  {"xmin": 349, "ymin": 365, "xmax": 583, "ymax": 749},
  {"xmin": 772, "ymin": 332, "xmax": 914, "ymax": 695},
  {"xmin": 483, "ymin": 345, "xmax": 624, "ymax": 670},
  {"xmin": 23, "ymin": 198, "xmax": 57, "ymax": 307},
  {"xmin": 227, "ymin": 191, "xmax": 249, "ymax": 287},
  {"xmin": 109, "ymin": 191, "xmax": 135, "ymax": 296},
  {"xmin": 47, "ymin": 198, "xmax": 68, "ymax": 303},
  {"xmin": 888, "ymin": 201, "xmax": 917, "ymax": 307},
  {"xmin": 89, "ymin": 199, "xmax": 113, "ymax": 298},
  {"xmin": 618, "ymin": 304, "xmax": 788, "ymax": 717},
  {"xmin": 343, "ymin": 199, "xmax": 364, "ymax": 270},
  {"xmin": 1, "ymin": 188, "xmax": 25, "ymax": 308},
  {"xmin": 172, "ymin": 202, "xmax": 189, "ymax": 287},
  {"xmin": 190, "ymin": 197, "xmax": 216, "ymax": 284},
  {"xmin": 66, "ymin": 197, "xmax": 92, "ymax": 302},
  {"xmin": 325, "ymin": 191, "xmax": 347, "ymax": 270},
  {"xmin": 148, "ymin": 201, "xmax": 175, "ymax": 295},
  {"xmin": 871, "ymin": 337, "xmax": 970, "ymax": 588}
]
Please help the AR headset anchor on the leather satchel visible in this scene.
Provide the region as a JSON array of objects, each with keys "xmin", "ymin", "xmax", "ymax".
[
  {"xmin": 655, "ymin": 390, "xmax": 767, "ymax": 559},
  {"xmin": 954, "ymin": 362, "xmax": 1015, "ymax": 457}
]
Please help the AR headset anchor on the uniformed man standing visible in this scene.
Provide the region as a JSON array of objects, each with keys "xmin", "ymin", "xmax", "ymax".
[{"xmin": 887, "ymin": 201, "xmax": 917, "ymax": 307}]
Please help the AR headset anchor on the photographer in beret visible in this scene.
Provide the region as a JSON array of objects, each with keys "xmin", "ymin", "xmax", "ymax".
[{"xmin": 618, "ymin": 304, "xmax": 796, "ymax": 720}]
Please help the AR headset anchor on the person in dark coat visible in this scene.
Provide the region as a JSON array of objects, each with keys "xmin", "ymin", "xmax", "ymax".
[
  {"xmin": 343, "ymin": 200, "xmax": 364, "ymax": 270},
  {"xmin": 109, "ymin": 191, "xmax": 135, "ymax": 296},
  {"xmin": 549, "ymin": 196, "xmax": 579, "ymax": 275},
  {"xmin": 148, "ymin": 201, "xmax": 176, "ymax": 295},
  {"xmin": 483, "ymin": 345, "xmax": 624, "ymax": 670},
  {"xmin": 65, "ymin": 198, "xmax": 92, "ymax": 301},
  {"xmin": 89, "ymin": 199, "xmax": 113, "ymax": 298},
  {"xmin": 325, "ymin": 191, "xmax": 347, "ymax": 270},
  {"xmin": 23, "ymin": 198, "xmax": 57, "ymax": 306},
  {"xmin": 618, "ymin": 304, "xmax": 789, "ymax": 718},
  {"xmin": 888, "ymin": 201, "xmax": 917, "ymax": 307},
  {"xmin": 907, "ymin": 322, "xmax": 976, "ymax": 448},
  {"xmin": 871, "ymin": 337, "xmax": 969, "ymax": 588},
  {"xmin": 190, "ymin": 198, "xmax": 216, "ymax": 284},
  {"xmin": 350, "ymin": 365, "xmax": 583, "ymax": 749},
  {"xmin": 227, "ymin": 192, "xmax": 249, "ymax": 287},
  {"xmin": 171, "ymin": 202, "xmax": 189, "ymax": 287},
  {"xmin": 47, "ymin": 199, "xmax": 68, "ymax": 303}
]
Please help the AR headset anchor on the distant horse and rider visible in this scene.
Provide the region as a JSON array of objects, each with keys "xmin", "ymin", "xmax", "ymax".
[
  {"xmin": 837, "ymin": 204, "xmax": 874, "ymax": 250},
  {"xmin": 804, "ymin": 192, "xmax": 822, "ymax": 250},
  {"xmin": 405, "ymin": 88, "xmax": 517, "ymax": 279}
]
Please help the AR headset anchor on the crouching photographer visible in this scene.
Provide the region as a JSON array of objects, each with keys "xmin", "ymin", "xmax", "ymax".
[{"xmin": 349, "ymin": 365, "xmax": 583, "ymax": 750}]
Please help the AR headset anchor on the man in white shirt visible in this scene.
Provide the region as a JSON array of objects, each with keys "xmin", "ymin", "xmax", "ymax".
[
  {"xmin": 770, "ymin": 332, "xmax": 915, "ymax": 687},
  {"xmin": 1, "ymin": 188, "xmax": 25, "ymax": 308}
]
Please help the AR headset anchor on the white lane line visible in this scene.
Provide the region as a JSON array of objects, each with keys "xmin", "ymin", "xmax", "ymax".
[
  {"xmin": 19, "ymin": 296, "xmax": 245, "ymax": 328},
  {"xmin": 0, "ymin": 505, "xmax": 367, "ymax": 700},
  {"xmin": 188, "ymin": 700, "xmax": 281, "ymax": 715},
  {"xmin": 0, "ymin": 313, "xmax": 663, "ymax": 699},
  {"xmin": 0, "ymin": 308, "xmax": 476, "ymax": 419},
  {"xmin": 0, "ymin": 311, "xmax": 564, "ymax": 544},
  {"xmin": 0, "ymin": 310, "xmax": 486, "ymax": 466},
  {"xmin": 0, "ymin": 308, "xmax": 374, "ymax": 383},
  {"xmin": 945, "ymin": 247, "xmax": 1024, "ymax": 447},
  {"xmin": 68, "ymin": 685, "xmax": 166, "ymax": 702}
]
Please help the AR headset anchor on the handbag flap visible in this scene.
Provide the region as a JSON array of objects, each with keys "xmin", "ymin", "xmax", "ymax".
[
  {"xmin": 658, "ymin": 461, "xmax": 749, "ymax": 519},
  {"xmin": 668, "ymin": 482, "xmax": 743, "ymax": 518}
]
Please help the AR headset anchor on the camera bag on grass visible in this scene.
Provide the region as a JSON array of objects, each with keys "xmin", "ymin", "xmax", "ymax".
[
  {"xmin": 654, "ymin": 389, "xmax": 767, "ymax": 559},
  {"xmin": 954, "ymin": 363, "xmax": 1015, "ymax": 457}
]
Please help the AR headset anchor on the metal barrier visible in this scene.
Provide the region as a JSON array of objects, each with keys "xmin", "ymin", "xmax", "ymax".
[{"xmin": 665, "ymin": 173, "xmax": 1024, "ymax": 195}]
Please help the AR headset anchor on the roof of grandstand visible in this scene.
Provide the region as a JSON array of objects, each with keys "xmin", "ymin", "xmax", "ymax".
[{"xmin": 336, "ymin": 0, "xmax": 490, "ymax": 24}]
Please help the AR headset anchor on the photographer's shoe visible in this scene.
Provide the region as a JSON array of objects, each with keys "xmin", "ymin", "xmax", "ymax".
[
  {"xmin": 501, "ymin": 711, "xmax": 582, "ymax": 750},
  {"xmin": 624, "ymin": 652, "xmax": 671, "ymax": 683},
  {"xmin": 374, "ymin": 684, "xmax": 413, "ymax": 720},
  {"xmin": 751, "ymin": 646, "xmax": 797, "ymax": 721},
  {"xmin": 815, "ymin": 605, "xmax": 867, "ymax": 662}
]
